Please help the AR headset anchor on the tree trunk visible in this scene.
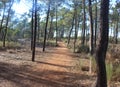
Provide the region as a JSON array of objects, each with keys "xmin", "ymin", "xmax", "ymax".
[
  {"xmin": 43, "ymin": 1, "xmax": 50, "ymax": 52},
  {"xmin": 60, "ymin": 15, "xmax": 65, "ymax": 39},
  {"xmin": 48, "ymin": 15, "xmax": 54, "ymax": 39},
  {"xmin": 73, "ymin": 5, "xmax": 78, "ymax": 53},
  {"xmin": 88, "ymin": 0, "xmax": 94, "ymax": 55},
  {"xmin": 94, "ymin": 0, "xmax": 98, "ymax": 47},
  {"xmin": 31, "ymin": 0, "xmax": 34, "ymax": 50},
  {"xmin": 55, "ymin": 3, "xmax": 58, "ymax": 46},
  {"xmin": 67, "ymin": 12, "xmax": 75, "ymax": 45},
  {"xmin": 0, "ymin": 2, "xmax": 6, "ymax": 34},
  {"xmin": 95, "ymin": 0, "xmax": 109, "ymax": 87},
  {"xmin": 37, "ymin": 14, "xmax": 40, "ymax": 42},
  {"xmin": 115, "ymin": 13, "xmax": 119, "ymax": 44},
  {"xmin": 32, "ymin": 0, "xmax": 37, "ymax": 61},
  {"xmin": 88, "ymin": 0, "xmax": 94, "ymax": 74},
  {"xmin": 3, "ymin": 1, "xmax": 14, "ymax": 47},
  {"xmin": 81, "ymin": 0, "xmax": 86, "ymax": 45}
]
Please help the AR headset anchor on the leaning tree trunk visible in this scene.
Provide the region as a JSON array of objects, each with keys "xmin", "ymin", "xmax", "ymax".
[
  {"xmin": 0, "ymin": 2, "xmax": 6, "ymax": 35},
  {"xmin": 95, "ymin": 0, "xmax": 109, "ymax": 87},
  {"xmin": 3, "ymin": 1, "xmax": 14, "ymax": 47},
  {"xmin": 43, "ymin": 1, "xmax": 50, "ymax": 52},
  {"xmin": 67, "ymin": 12, "xmax": 75, "ymax": 45}
]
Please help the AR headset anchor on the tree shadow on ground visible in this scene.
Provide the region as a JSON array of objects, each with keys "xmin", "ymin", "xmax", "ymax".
[
  {"xmin": 36, "ymin": 61, "xmax": 72, "ymax": 68},
  {"xmin": 0, "ymin": 62, "xmax": 92, "ymax": 87}
]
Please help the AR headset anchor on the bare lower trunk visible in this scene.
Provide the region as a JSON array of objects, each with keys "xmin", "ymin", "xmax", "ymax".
[{"xmin": 95, "ymin": 0, "xmax": 109, "ymax": 87}]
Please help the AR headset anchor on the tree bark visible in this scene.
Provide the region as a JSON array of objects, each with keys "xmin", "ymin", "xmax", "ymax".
[
  {"xmin": 31, "ymin": 0, "xmax": 34, "ymax": 50},
  {"xmin": 88, "ymin": 0, "xmax": 94, "ymax": 55},
  {"xmin": 74, "ymin": 5, "xmax": 78, "ymax": 53},
  {"xmin": 55, "ymin": 3, "xmax": 58, "ymax": 46},
  {"xmin": 37, "ymin": 14, "xmax": 40, "ymax": 42},
  {"xmin": 43, "ymin": 1, "xmax": 50, "ymax": 52},
  {"xmin": 67, "ymin": 12, "xmax": 75, "ymax": 45},
  {"xmin": 32, "ymin": 0, "xmax": 37, "ymax": 61},
  {"xmin": 95, "ymin": 0, "xmax": 109, "ymax": 87},
  {"xmin": 94, "ymin": 0, "xmax": 98, "ymax": 47},
  {"xmin": 88, "ymin": 0, "xmax": 94, "ymax": 74},
  {"xmin": 48, "ymin": 15, "xmax": 54, "ymax": 39},
  {"xmin": 115, "ymin": 13, "xmax": 119, "ymax": 44},
  {"xmin": 81, "ymin": 0, "xmax": 86, "ymax": 45}
]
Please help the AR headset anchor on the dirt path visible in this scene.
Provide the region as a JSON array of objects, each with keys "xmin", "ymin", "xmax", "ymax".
[{"xmin": 0, "ymin": 42, "xmax": 93, "ymax": 87}]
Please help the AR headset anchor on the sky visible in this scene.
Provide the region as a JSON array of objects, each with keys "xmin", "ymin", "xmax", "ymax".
[
  {"xmin": 12, "ymin": 0, "xmax": 32, "ymax": 16},
  {"xmin": 12, "ymin": 0, "xmax": 119, "ymax": 37},
  {"xmin": 12, "ymin": 0, "xmax": 117, "ymax": 15}
]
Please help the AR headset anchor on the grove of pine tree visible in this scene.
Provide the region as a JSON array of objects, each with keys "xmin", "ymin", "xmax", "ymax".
[{"xmin": 0, "ymin": 0, "xmax": 120, "ymax": 87}]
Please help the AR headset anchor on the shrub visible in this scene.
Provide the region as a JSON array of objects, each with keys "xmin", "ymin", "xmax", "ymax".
[
  {"xmin": 106, "ymin": 63, "xmax": 113, "ymax": 83},
  {"xmin": 0, "ymin": 41, "xmax": 21, "ymax": 50},
  {"xmin": 112, "ymin": 61, "xmax": 120, "ymax": 81},
  {"xmin": 76, "ymin": 45, "xmax": 89, "ymax": 53}
]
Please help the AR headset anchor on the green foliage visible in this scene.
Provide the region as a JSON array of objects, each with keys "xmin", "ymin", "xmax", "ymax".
[
  {"xmin": 91, "ymin": 56, "xmax": 97, "ymax": 72},
  {"xmin": 108, "ymin": 44, "xmax": 120, "ymax": 59},
  {"xmin": 106, "ymin": 63, "xmax": 113, "ymax": 82},
  {"xmin": 46, "ymin": 40, "xmax": 56, "ymax": 47},
  {"xmin": 36, "ymin": 39, "xmax": 56, "ymax": 47},
  {"xmin": 112, "ymin": 61, "xmax": 120, "ymax": 81}
]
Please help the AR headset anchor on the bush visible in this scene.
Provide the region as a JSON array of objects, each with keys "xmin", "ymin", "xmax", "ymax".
[
  {"xmin": 91, "ymin": 56, "xmax": 97, "ymax": 73},
  {"xmin": 0, "ymin": 41, "xmax": 21, "ymax": 50},
  {"xmin": 36, "ymin": 40, "xmax": 57, "ymax": 47},
  {"xmin": 108, "ymin": 44, "xmax": 120, "ymax": 59},
  {"xmin": 76, "ymin": 45, "xmax": 89, "ymax": 53}
]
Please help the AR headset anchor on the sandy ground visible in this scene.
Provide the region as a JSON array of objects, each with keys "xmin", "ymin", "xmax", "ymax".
[{"xmin": 0, "ymin": 42, "xmax": 96, "ymax": 87}]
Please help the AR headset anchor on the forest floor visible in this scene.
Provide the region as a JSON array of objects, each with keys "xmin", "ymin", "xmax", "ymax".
[{"xmin": 0, "ymin": 41, "xmax": 99, "ymax": 87}]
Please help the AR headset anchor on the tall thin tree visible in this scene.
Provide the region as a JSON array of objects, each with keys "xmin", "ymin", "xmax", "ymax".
[
  {"xmin": 3, "ymin": 0, "xmax": 14, "ymax": 47},
  {"xmin": 94, "ymin": 0, "xmax": 98, "ymax": 47},
  {"xmin": 43, "ymin": 0, "xmax": 51, "ymax": 52},
  {"xmin": 88, "ymin": 0, "xmax": 94, "ymax": 73},
  {"xmin": 67, "ymin": 12, "xmax": 75, "ymax": 45},
  {"xmin": 31, "ymin": 0, "xmax": 34, "ymax": 50},
  {"xmin": 32, "ymin": 0, "xmax": 37, "ymax": 61},
  {"xmin": 81, "ymin": 0, "xmax": 86, "ymax": 45},
  {"xmin": 88, "ymin": 0, "xmax": 93, "ymax": 55},
  {"xmin": 55, "ymin": 2, "xmax": 58, "ymax": 46}
]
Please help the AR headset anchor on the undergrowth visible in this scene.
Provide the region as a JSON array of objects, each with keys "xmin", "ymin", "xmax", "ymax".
[{"xmin": 0, "ymin": 41, "xmax": 21, "ymax": 50}]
